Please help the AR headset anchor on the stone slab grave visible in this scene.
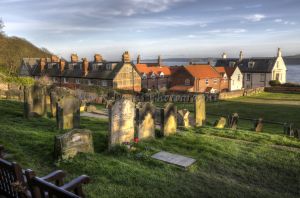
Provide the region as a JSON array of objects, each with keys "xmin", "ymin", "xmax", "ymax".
[
  {"xmin": 160, "ymin": 103, "xmax": 177, "ymax": 136},
  {"xmin": 24, "ymin": 83, "xmax": 47, "ymax": 118},
  {"xmin": 109, "ymin": 99, "xmax": 135, "ymax": 148},
  {"xmin": 194, "ymin": 94, "xmax": 206, "ymax": 127},
  {"xmin": 215, "ymin": 117, "xmax": 227, "ymax": 129},
  {"xmin": 177, "ymin": 109, "xmax": 190, "ymax": 128},
  {"xmin": 136, "ymin": 102, "xmax": 156, "ymax": 140},
  {"xmin": 152, "ymin": 151, "xmax": 196, "ymax": 169},
  {"xmin": 56, "ymin": 95, "xmax": 81, "ymax": 130},
  {"xmin": 54, "ymin": 129, "xmax": 94, "ymax": 160},
  {"xmin": 254, "ymin": 118, "xmax": 263, "ymax": 132}
]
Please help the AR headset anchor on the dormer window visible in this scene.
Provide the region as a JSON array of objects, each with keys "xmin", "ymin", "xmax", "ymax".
[
  {"xmin": 151, "ymin": 72, "xmax": 156, "ymax": 79},
  {"xmin": 142, "ymin": 73, "xmax": 147, "ymax": 80},
  {"xmin": 248, "ymin": 61, "xmax": 255, "ymax": 68},
  {"xmin": 75, "ymin": 79, "xmax": 80, "ymax": 84},
  {"xmin": 229, "ymin": 61, "xmax": 235, "ymax": 67},
  {"xmin": 159, "ymin": 72, "xmax": 164, "ymax": 78}
]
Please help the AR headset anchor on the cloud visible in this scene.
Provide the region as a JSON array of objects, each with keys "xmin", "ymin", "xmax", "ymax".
[
  {"xmin": 245, "ymin": 14, "xmax": 266, "ymax": 22},
  {"xmin": 274, "ymin": 18, "xmax": 296, "ymax": 25}
]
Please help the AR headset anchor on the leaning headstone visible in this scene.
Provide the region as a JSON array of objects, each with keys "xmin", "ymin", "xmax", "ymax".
[
  {"xmin": 109, "ymin": 99, "xmax": 135, "ymax": 148},
  {"xmin": 161, "ymin": 103, "xmax": 177, "ymax": 136},
  {"xmin": 254, "ymin": 118, "xmax": 263, "ymax": 132},
  {"xmin": 54, "ymin": 129, "xmax": 94, "ymax": 160},
  {"xmin": 24, "ymin": 83, "xmax": 47, "ymax": 118},
  {"xmin": 214, "ymin": 117, "xmax": 227, "ymax": 129},
  {"xmin": 56, "ymin": 95, "xmax": 80, "ymax": 130},
  {"xmin": 228, "ymin": 113, "xmax": 239, "ymax": 130},
  {"xmin": 136, "ymin": 103, "xmax": 156, "ymax": 140},
  {"xmin": 194, "ymin": 94, "xmax": 206, "ymax": 127},
  {"xmin": 177, "ymin": 109, "xmax": 190, "ymax": 128}
]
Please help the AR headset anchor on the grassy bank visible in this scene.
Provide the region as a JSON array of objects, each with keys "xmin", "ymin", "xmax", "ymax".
[{"xmin": 0, "ymin": 96, "xmax": 299, "ymax": 198}]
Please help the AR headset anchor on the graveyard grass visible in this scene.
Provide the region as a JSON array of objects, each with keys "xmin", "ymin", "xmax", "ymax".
[{"xmin": 0, "ymin": 92, "xmax": 300, "ymax": 198}]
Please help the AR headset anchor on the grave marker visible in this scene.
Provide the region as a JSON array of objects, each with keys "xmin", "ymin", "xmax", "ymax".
[
  {"xmin": 24, "ymin": 83, "xmax": 47, "ymax": 118},
  {"xmin": 177, "ymin": 109, "xmax": 190, "ymax": 128},
  {"xmin": 161, "ymin": 103, "xmax": 177, "ymax": 136},
  {"xmin": 136, "ymin": 102, "xmax": 156, "ymax": 140},
  {"xmin": 194, "ymin": 94, "xmax": 206, "ymax": 127},
  {"xmin": 254, "ymin": 118, "xmax": 263, "ymax": 132},
  {"xmin": 215, "ymin": 117, "xmax": 227, "ymax": 129}
]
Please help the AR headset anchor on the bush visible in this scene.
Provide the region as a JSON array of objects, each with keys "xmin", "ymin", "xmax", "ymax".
[
  {"xmin": 5, "ymin": 76, "xmax": 34, "ymax": 86},
  {"xmin": 141, "ymin": 88, "xmax": 148, "ymax": 93},
  {"xmin": 269, "ymin": 80, "xmax": 281, "ymax": 86},
  {"xmin": 282, "ymin": 82, "xmax": 300, "ymax": 87}
]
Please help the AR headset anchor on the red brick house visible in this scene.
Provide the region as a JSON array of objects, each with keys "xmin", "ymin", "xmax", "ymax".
[{"xmin": 169, "ymin": 64, "xmax": 222, "ymax": 93}]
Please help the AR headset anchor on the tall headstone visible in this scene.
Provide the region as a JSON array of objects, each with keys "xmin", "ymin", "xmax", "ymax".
[
  {"xmin": 215, "ymin": 117, "xmax": 227, "ymax": 129},
  {"xmin": 56, "ymin": 95, "xmax": 80, "ymax": 130},
  {"xmin": 254, "ymin": 118, "xmax": 263, "ymax": 132},
  {"xmin": 136, "ymin": 103, "xmax": 156, "ymax": 140},
  {"xmin": 194, "ymin": 94, "xmax": 206, "ymax": 127},
  {"xmin": 54, "ymin": 129, "xmax": 94, "ymax": 160},
  {"xmin": 24, "ymin": 83, "xmax": 47, "ymax": 118},
  {"xmin": 228, "ymin": 113, "xmax": 239, "ymax": 130},
  {"xmin": 50, "ymin": 87, "xmax": 74, "ymax": 117},
  {"xmin": 177, "ymin": 109, "xmax": 190, "ymax": 128},
  {"xmin": 109, "ymin": 99, "xmax": 135, "ymax": 148},
  {"xmin": 161, "ymin": 103, "xmax": 177, "ymax": 136}
]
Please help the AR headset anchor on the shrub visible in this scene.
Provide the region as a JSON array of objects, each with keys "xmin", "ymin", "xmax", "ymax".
[{"xmin": 269, "ymin": 80, "xmax": 281, "ymax": 86}]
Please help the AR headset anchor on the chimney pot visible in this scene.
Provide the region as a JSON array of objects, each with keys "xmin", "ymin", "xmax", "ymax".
[
  {"xmin": 82, "ymin": 58, "xmax": 89, "ymax": 76},
  {"xmin": 122, "ymin": 51, "xmax": 131, "ymax": 63},
  {"xmin": 94, "ymin": 54, "xmax": 103, "ymax": 62},
  {"xmin": 59, "ymin": 60, "xmax": 65, "ymax": 73},
  {"xmin": 71, "ymin": 54, "xmax": 79, "ymax": 63},
  {"xmin": 40, "ymin": 58, "xmax": 46, "ymax": 72}
]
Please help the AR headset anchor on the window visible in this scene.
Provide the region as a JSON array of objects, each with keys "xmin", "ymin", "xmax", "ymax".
[
  {"xmin": 75, "ymin": 79, "xmax": 80, "ymax": 84},
  {"xmin": 101, "ymin": 80, "xmax": 108, "ymax": 87},
  {"xmin": 88, "ymin": 80, "xmax": 93, "ymax": 85},
  {"xmin": 213, "ymin": 79, "xmax": 217, "ymax": 84},
  {"xmin": 238, "ymin": 74, "xmax": 241, "ymax": 81},
  {"xmin": 205, "ymin": 79, "xmax": 209, "ymax": 85},
  {"xmin": 159, "ymin": 72, "xmax": 164, "ymax": 78},
  {"xmin": 52, "ymin": 77, "xmax": 57, "ymax": 82},
  {"xmin": 229, "ymin": 61, "xmax": 235, "ymax": 67},
  {"xmin": 151, "ymin": 72, "xmax": 156, "ymax": 79},
  {"xmin": 260, "ymin": 74, "xmax": 265, "ymax": 82},
  {"xmin": 185, "ymin": 79, "xmax": 190, "ymax": 86},
  {"xmin": 248, "ymin": 61, "xmax": 255, "ymax": 68},
  {"xmin": 246, "ymin": 74, "xmax": 251, "ymax": 81},
  {"xmin": 63, "ymin": 78, "xmax": 67, "ymax": 83},
  {"xmin": 142, "ymin": 73, "xmax": 147, "ymax": 80}
]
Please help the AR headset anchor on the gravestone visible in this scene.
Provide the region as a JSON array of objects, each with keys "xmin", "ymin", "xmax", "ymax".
[
  {"xmin": 177, "ymin": 109, "xmax": 190, "ymax": 128},
  {"xmin": 254, "ymin": 118, "xmax": 263, "ymax": 132},
  {"xmin": 54, "ymin": 129, "xmax": 94, "ymax": 160},
  {"xmin": 106, "ymin": 100, "xmax": 115, "ymax": 109},
  {"xmin": 136, "ymin": 102, "xmax": 156, "ymax": 140},
  {"xmin": 56, "ymin": 95, "xmax": 80, "ymax": 130},
  {"xmin": 109, "ymin": 99, "xmax": 135, "ymax": 148},
  {"xmin": 86, "ymin": 105, "xmax": 97, "ymax": 113},
  {"xmin": 215, "ymin": 117, "xmax": 227, "ymax": 129},
  {"xmin": 228, "ymin": 113, "xmax": 239, "ymax": 130},
  {"xmin": 161, "ymin": 103, "xmax": 177, "ymax": 136},
  {"xmin": 24, "ymin": 83, "xmax": 47, "ymax": 118},
  {"xmin": 283, "ymin": 123, "xmax": 294, "ymax": 136},
  {"xmin": 194, "ymin": 94, "xmax": 206, "ymax": 127},
  {"xmin": 151, "ymin": 151, "xmax": 196, "ymax": 169},
  {"xmin": 50, "ymin": 87, "xmax": 74, "ymax": 117}
]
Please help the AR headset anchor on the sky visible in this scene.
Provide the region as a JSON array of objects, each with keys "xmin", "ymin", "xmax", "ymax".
[{"xmin": 0, "ymin": 0, "xmax": 300, "ymax": 60}]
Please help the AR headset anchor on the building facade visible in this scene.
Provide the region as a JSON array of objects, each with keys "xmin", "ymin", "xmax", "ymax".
[{"xmin": 215, "ymin": 66, "xmax": 243, "ymax": 91}]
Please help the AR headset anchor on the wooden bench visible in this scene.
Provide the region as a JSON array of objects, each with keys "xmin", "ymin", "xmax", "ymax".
[{"xmin": 0, "ymin": 146, "xmax": 90, "ymax": 198}]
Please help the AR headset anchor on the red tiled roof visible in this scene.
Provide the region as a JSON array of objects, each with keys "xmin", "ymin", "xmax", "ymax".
[
  {"xmin": 169, "ymin": 85, "xmax": 194, "ymax": 92},
  {"xmin": 184, "ymin": 64, "xmax": 221, "ymax": 79},
  {"xmin": 136, "ymin": 64, "xmax": 171, "ymax": 76},
  {"xmin": 215, "ymin": 66, "xmax": 236, "ymax": 77}
]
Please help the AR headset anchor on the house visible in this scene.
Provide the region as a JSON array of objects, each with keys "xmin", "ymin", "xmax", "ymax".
[
  {"xmin": 135, "ymin": 55, "xmax": 171, "ymax": 91},
  {"xmin": 23, "ymin": 51, "xmax": 142, "ymax": 91},
  {"xmin": 169, "ymin": 64, "xmax": 222, "ymax": 93},
  {"xmin": 215, "ymin": 48, "xmax": 287, "ymax": 88},
  {"xmin": 214, "ymin": 66, "xmax": 243, "ymax": 91}
]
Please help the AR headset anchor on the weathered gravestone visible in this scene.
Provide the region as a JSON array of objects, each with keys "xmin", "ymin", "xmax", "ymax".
[
  {"xmin": 215, "ymin": 117, "xmax": 227, "ymax": 129},
  {"xmin": 56, "ymin": 95, "xmax": 80, "ymax": 130},
  {"xmin": 194, "ymin": 94, "xmax": 206, "ymax": 127},
  {"xmin": 177, "ymin": 109, "xmax": 190, "ymax": 128},
  {"xmin": 151, "ymin": 151, "xmax": 196, "ymax": 169},
  {"xmin": 54, "ymin": 129, "xmax": 94, "ymax": 160},
  {"xmin": 161, "ymin": 103, "xmax": 177, "ymax": 136},
  {"xmin": 254, "ymin": 118, "xmax": 263, "ymax": 132},
  {"xmin": 228, "ymin": 113, "xmax": 239, "ymax": 130},
  {"xmin": 50, "ymin": 87, "xmax": 74, "ymax": 117},
  {"xmin": 283, "ymin": 123, "xmax": 294, "ymax": 136},
  {"xmin": 24, "ymin": 83, "xmax": 47, "ymax": 118},
  {"xmin": 136, "ymin": 102, "xmax": 156, "ymax": 140},
  {"xmin": 109, "ymin": 99, "xmax": 135, "ymax": 148}
]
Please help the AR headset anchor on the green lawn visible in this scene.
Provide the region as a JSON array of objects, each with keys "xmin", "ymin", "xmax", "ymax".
[{"xmin": 0, "ymin": 93, "xmax": 300, "ymax": 198}]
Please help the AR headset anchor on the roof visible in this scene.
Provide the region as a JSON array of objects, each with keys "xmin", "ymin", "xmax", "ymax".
[
  {"xmin": 215, "ymin": 57, "xmax": 277, "ymax": 73},
  {"xmin": 169, "ymin": 85, "xmax": 194, "ymax": 92},
  {"xmin": 184, "ymin": 64, "xmax": 221, "ymax": 79},
  {"xmin": 136, "ymin": 64, "xmax": 171, "ymax": 76},
  {"xmin": 215, "ymin": 66, "xmax": 236, "ymax": 77}
]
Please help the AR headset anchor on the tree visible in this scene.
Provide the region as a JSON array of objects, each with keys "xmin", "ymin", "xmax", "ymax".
[{"xmin": 0, "ymin": 18, "xmax": 4, "ymax": 35}]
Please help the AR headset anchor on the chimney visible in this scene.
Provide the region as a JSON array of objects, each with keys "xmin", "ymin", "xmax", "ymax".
[
  {"xmin": 71, "ymin": 54, "xmax": 79, "ymax": 63},
  {"xmin": 158, "ymin": 55, "xmax": 162, "ymax": 66},
  {"xmin": 82, "ymin": 58, "xmax": 89, "ymax": 76},
  {"xmin": 137, "ymin": 54, "xmax": 141, "ymax": 64},
  {"xmin": 277, "ymin": 48, "xmax": 282, "ymax": 57},
  {"xmin": 122, "ymin": 51, "xmax": 131, "ymax": 63},
  {"xmin": 59, "ymin": 59, "xmax": 65, "ymax": 73},
  {"xmin": 222, "ymin": 52, "xmax": 227, "ymax": 59},
  {"xmin": 51, "ymin": 55, "xmax": 59, "ymax": 63},
  {"xmin": 40, "ymin": 58, "xmax": 46, "ymax": 72},
  {"xmin": 94, "ymin": 54, "xmax": 103, "ymax": 62},
  {"xmin": 239, "ymin": 50, "xmax": 243, "ymax": 61}
]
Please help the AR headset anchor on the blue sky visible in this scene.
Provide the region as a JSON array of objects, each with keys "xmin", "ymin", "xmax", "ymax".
[{"xmin": 1, "ymin": 0, "xmax": 300, "ymax": 60}]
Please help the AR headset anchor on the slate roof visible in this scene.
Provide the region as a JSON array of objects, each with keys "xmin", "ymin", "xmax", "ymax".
[{"xmin": 215, "ymin": 57, "xmax": 277, "ymax": 73}]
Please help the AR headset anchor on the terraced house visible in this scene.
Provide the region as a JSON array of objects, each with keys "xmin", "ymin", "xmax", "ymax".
[
  {"xmin": 20, "ymin": 52, "xmax": 142, "ymax": 91},
  {"xmin": 215, "ymin": 48, "xmax": 287, "ymax": 88}
]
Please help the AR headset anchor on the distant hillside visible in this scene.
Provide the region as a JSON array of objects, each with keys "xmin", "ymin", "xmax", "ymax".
[
  {"xmin": 284, "ymin": 54, "xmax": 300, "ymax": 65},
  {"xmin": 0, "ymin": 35, "xmax": 51, "ymax": 75}
]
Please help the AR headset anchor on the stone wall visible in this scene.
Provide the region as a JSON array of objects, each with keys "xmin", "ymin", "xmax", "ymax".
[
  {"xmin": 219, "ymin": 87, "xmax": 265, "ymax": 100},
  {"xmin": 265, "ymin": 86, "xmax": 300, "ymax": 93}
]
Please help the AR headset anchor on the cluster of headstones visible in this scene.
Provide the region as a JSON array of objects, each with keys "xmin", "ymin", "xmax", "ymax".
[
  {"xmin": 284, "ymin": 123, "xmax": 300, "ymax": 139},
  {"xmin": 108, "ymin": 95, "xmax": 206, "ymax": 148}
]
